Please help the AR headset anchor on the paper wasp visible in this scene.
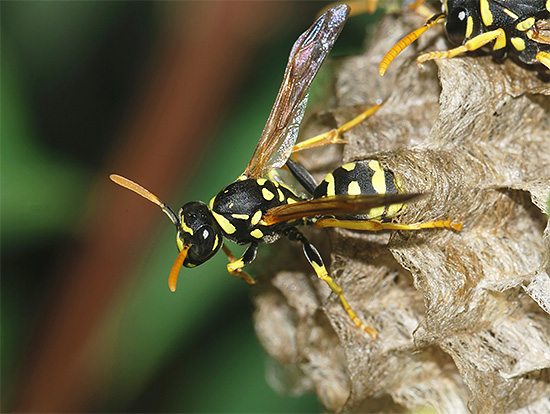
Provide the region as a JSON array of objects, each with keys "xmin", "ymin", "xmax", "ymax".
[
  {"xmin": 379, "ymin": 0, "xmax": 550, "ymax": 75},
  {"xmin": 111, "ymin": 4, "xmax": 460, "ymax": 339}
]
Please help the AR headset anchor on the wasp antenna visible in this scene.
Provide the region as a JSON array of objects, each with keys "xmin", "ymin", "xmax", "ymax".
[
  {"xmin": 168, "ymin": 245, "xmax": 189, "ymax": 292},
  {"xmin": 110, "ymin": 174, "xmax": 180, "ymax": 227},
  {"xmin": 379, "ymin": 13, "xmax": 445, "ymax": 76}
]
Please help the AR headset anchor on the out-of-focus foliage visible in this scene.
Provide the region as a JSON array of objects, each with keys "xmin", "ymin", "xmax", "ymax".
[{"xmin": 3, "ymin": 1, "xmax": 385, "ymax": 412}]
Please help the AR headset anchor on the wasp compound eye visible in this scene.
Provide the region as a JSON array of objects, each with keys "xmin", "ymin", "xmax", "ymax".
[{"xmin": 445, "ymin": 7, "xmax": 470, "ymax": 45}]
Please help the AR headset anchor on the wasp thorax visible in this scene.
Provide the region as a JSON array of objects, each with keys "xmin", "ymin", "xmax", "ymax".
[{"xmin": 177, "ymin": 201, "xmax": 223, "ymax": 267}]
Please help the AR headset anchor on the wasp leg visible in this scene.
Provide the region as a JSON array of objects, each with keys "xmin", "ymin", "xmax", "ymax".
[
  {"xmin": 315, "ymin": 217, "xmax": 463, "ymax": 231},
  {"xmin": 222, "ymin": 243, "xmax": 258, "ymax": 285},
  {"xmin": 291, "ymin": 103, "xmax": 383, "ymax": 153},
  {"xmin": 536, "ymin": 51, "xmax": 550, "ymax": 70},
  {"xmin": 417, "ymin": 28, "xmax": 506, "ymax": 67},
  {"xmin": 287, "ymin": 229, "xmax": 378, "ymax": 339}
]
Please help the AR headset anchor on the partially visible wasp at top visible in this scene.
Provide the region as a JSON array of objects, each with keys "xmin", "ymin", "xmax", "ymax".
[
  {"xmin": 110, "ymin": 4, "xmax": 458, "ymax": 339},
  {"xmin": 379, "ymin": 0, "xmax": 550, "ymax": 75}
]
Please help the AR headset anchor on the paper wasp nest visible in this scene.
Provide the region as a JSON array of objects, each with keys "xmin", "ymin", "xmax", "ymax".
[{"xmin": 253, "ymin": 12, "xmax": 550, "ymax": 413}]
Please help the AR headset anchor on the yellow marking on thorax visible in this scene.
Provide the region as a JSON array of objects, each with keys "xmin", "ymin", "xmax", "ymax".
[
  {"xmin": 180, "ymin": 219, "xmax": 194, "ymax": 236},
  {"xmin": 250, "ymin": 229, "xmax": 264, "ymax": 239},
  {"xmin": 237, "ymin": 175, "xmax": 247, "ymax": 181},
  {"xmin": 324, "ymin": 173, "xmax": 335, "ymax": 196},
  {"xmin": 347, "ymin": 181, "xmax": 361, "ymax": 195},
  {"xmin": 511, "ymin": 37, "xmax": 526, "ymax": 51},
  {"xmin": 547, "ymin": 0, "xmax": 550, "ymax": 13},
  {"xmin": 503, "ymin": 8, "xmax": 518, "ymax": 20},
  {"xmin": 516, "ymin": 17, "xmax": 535, "ymax": 32},
  {"xmin": 262, "ymin": 187, "xmax": 275, "ymax": 201},
  {"xmin": 368, "ymin": 160, "xmax": 386, "ymax": 194},
  {"xmin": 480, "ymin": 0, "xmax": 493, "ymax": 27},
  {"xmin": 257, "ymin": 178, "xmax": 267, "ymax": 185},
  {"xmin": 277, "ymin": 188, "xmax": 285, "ymax": 202},
  {"xmin": 341, "ymin": 162, "xmax": 356, "ymax": 172},
  {"xmin": 466, "ymin": 16, "xmax": 474, "ymax": 39},
  {"xmin": 287, "ymin": 198, "xmax": 297, "ymax": 204},
  {"xmin": 212, "ymin": 211, "xmax": 236, "ymax": 234},
  {"xmin": 250, "ymin": 210, "xmax": 262, "ymax": 226},
  {"xmin": 231, "ymin": 213, "xmax": 249, "ymax": 220}
]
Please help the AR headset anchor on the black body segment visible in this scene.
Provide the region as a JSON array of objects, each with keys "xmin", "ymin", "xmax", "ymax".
[
  {"xmin": 313, "ymin": 160, "xmax": 404, "ymax": 220},
  {"xmin": 210, "ymin": 178, "xmax": 304, "ymax": 245}
]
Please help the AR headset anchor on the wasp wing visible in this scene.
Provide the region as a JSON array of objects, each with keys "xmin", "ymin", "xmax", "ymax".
[
  {"xmin": 243, "ymin": 4, "xmax": 349, "ymax": 179},
  {"xmin": 263, "ymin": 193, "xmax": 424, "ymax": 226}
]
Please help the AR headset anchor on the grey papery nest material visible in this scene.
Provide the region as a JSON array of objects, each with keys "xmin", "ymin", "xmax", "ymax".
[{"xmin": 253, "ymin": 12, "xmax": 550, "ymax": 414}]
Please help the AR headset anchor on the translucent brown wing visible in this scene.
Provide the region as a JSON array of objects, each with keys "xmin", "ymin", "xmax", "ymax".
[
  {"xmin": 262, "ymin": 193, "xmax": 423, "ymax": 226},
  {"xmin": 243, "ymin": 4, "xmax": 350, "ymax": 179},
  {"xmin": 533, "ymin": 19, "xmax": 550, "ymax": 45}
]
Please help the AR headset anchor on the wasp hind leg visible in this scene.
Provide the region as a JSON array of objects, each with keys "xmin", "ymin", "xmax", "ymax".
[
  {"xmin": 315, "ymin": 218, "xmax": 463, "ymax": 231},
  {"xmin": 291, "ymin": 104, "xmax": 383, "ymax": 153},
  {"xmin": 287, "ymin": 229, "xmax": 378, "ymax": 339},
  {"xmin": 223, "ymin": 243, "xmax": 258, "ymax": 285},
  {"xmin": 417, "ymin": 28, "xmax": 506, "ymax": 67}
]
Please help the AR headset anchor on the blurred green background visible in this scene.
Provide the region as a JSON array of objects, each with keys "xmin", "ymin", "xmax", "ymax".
[{"xmin": 1, "ymin": 1, "xmax": 380, "ymax": 412}]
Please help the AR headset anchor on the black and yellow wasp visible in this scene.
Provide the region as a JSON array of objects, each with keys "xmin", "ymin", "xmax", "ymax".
[
  {"xmin": 379, "ymin": 0, "xmax": 550, "ymax": 74},
  {"xmin": 111, "ymin": 4, "xmax": 459, "ymax": 339}
]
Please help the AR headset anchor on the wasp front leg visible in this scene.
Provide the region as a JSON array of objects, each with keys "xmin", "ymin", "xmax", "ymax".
[
  {"xmin": 417, "ymin": 28, "xmax": 506, "ymax": 68},
  {"xmin": 222, "ymin": 243, "xmax": 258, "ymax": 285},
  {"xmin": 287, "ymin": 229, "xmax": 378, "ymax": 339}
]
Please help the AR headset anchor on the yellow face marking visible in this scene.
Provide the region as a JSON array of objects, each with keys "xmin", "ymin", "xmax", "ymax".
[
  {"xmin": 503, "ymin": 8, "xmax": 518, "ymax": 20},
  {"xmin": 180, "ymin": 219, "xmax": 194, "ymax": 236},
  {"xmin": 250, "ymin": 210, "xmax": 262, "ymax": 226},
  {"xmin": 341, "ymin": 163, "xmax": 356, "ymax": 172},
  {"xmin": 257, "ymin": 178, "xmax": 267, "ymax": 186},
  {"xmin": 465, "ymin": 16, "xmax": 474, "ymax": 39},
  {"xmin": 277, "ymin": 188, "xmax": 285, "ymax": 202},
  {"xmin": 368, "ymin": 160, "xmax": 386, "ymax": 195},
  {"xmin": 324, "ymin": 173, "xmax": 335, "ymax": 196},
  {"xmin": 231, "ymin": 213, "xmax": 249, "ymax": 220},
  {"xmin": 212, "ymin": 211, "xmax": 236, "ymax": 234},
  {"xmin": 176, "ymin": 236, "xmax": 185, "ymax": 252},
  {"xmin": 262, "ymin": 187, "xmax": 275, "ymax": 201},
  {"xmin": 511, "ymin": 37, "xmax": 526, "ymax": 51},
  {"xmin": 516, "ymin": 17, "xmax": 535, "ymax": 32},
  {"xmin": 347, "ymin": 181, "xmax": 361, "ymax": 195},
  {"xmin": 479, "ymin": 0, "xmax": 493, "ymax": 27},
  {"xmin": 250, "ymin": 228, "xmax": 263, "ymax": 239}
]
